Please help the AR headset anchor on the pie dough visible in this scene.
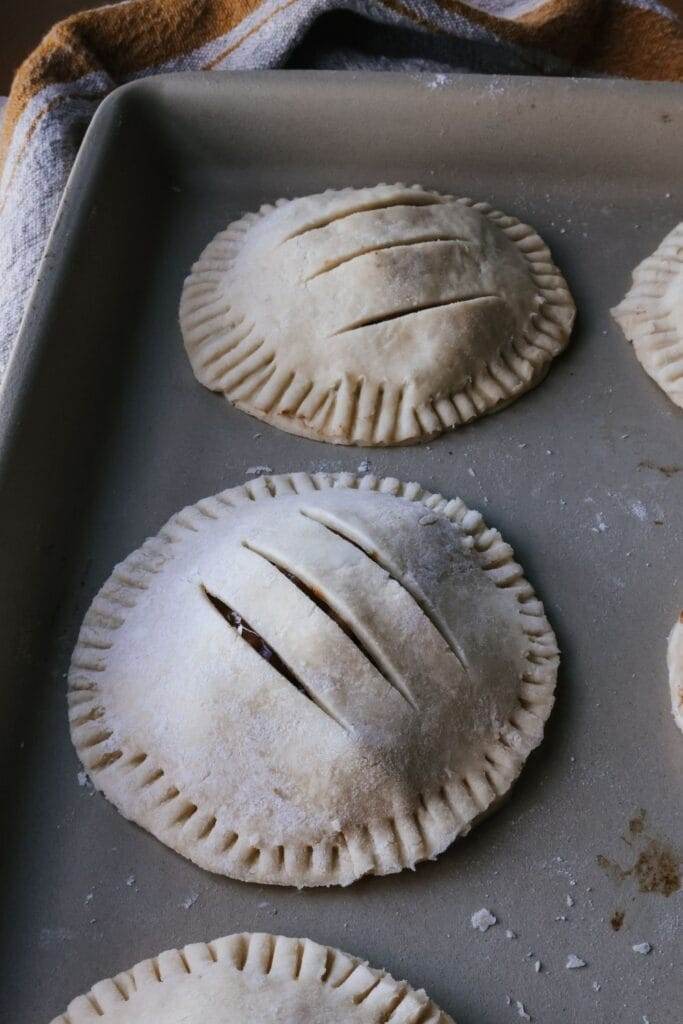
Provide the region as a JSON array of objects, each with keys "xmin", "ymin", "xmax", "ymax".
[
  {"xmin": 69, "ymin": 472, "xmax": 559, "ymax": 887},
  {"xmin": 179, "ymin": 184, "xmax": 575, "ymax": 445},
  {"xmin": 49, "ymin": 932, "xmax": 454, "ymax": 1024},
  {"xmin": 668, "ymin": 612, "xmax": 683, "ymax": 734},
  {"xmin": 611, "ymin": 222, "xmax": 683, "ymax": 408}
]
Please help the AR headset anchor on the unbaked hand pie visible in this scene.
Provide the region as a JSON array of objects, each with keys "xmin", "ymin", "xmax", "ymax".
[
  {"xmin": 180, "ymin": 184, "xmax": 575, "ymax": 445},
  {"xmin": 669, "ymin": 612, "xmax": 683, "ymax": 734},
  {"xmin": 49, "ymin": 932, "xmax": 454, "ymax": 1024},
  {"xmin": 69, "ymin": 472, "xmax": 558, "ymax": 886},
  {"xmin": 612, "ymin": 222, "xmax": 683, "ymax": 408}
]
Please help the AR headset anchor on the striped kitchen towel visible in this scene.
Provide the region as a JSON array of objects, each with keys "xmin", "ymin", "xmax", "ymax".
[{"xmin": 1, "ymin": 0, "xmax": 682, "ymax": 378}]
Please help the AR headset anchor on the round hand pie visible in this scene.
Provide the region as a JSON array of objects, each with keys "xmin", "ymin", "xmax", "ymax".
[
  {"xmin": 669, "ymin": 612, "xmax": 683, "ymax": 734},
  {"xmin": 180, "ymin": 184, "xmax": 575, "ymax": 445},
  {"xmin": 49, "ymin": 932, "xmax": 454, "ymax": 1024},
  {"xmin": 612, "ymin": 221, "xmax": 683, "ymax": 409},
  {"xmin": 69, "ymin": 472, "xmax": 559, "ymax": 887}
]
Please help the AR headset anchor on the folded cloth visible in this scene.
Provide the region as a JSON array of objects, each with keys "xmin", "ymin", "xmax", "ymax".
[{"xmin": 0, "ymin": 0, "xmax": 681, "ymax": 379}]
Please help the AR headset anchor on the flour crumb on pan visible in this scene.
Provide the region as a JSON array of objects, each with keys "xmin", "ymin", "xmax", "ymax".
[
  {"xmin": 471, "ymin": 908, "xmax": 497, "ymax": 932},
  {"xmin": 565, "ymin": 954, "xmax": 586, "ymax": 969}
]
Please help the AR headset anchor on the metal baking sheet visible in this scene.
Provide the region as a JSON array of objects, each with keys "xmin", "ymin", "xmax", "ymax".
[{"xmin": 0, "ymin": 72, "xmax": 681, "ymax": 1024}]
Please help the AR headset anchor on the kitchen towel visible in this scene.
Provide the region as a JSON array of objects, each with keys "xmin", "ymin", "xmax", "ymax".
[{"xmin": 1, "ymin": 0, "xmax": 681, "ymax": 377}]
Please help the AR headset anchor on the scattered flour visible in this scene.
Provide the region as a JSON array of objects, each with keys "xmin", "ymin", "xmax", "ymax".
[
  {"xmin": 593, "ymin": 513, "xmax": 608, "ymax": 533},
  {"xmin": 632, "ymin": 942, "xmax": 652, "ymax": 955},
  {"xmin": 471, "ymin": 908, "xmax": 497, "ymax": 932},
  {"xmin": 39, "ymin": 927, "xmax": 74, "ymax": 949},
  {"xmin": 566, "ymin": 954, "xmax": 587, "ymax": 969},
  {"xmin": 246, "ymin": 465, "xmax": 272, "ymax": 475},
  {"xmin": 181, "ymin": 892, "xmax": 199, "ymax": 910},
  {"xmin": 630, "ymin": 501, "xmax": 648, "ymax": 521}
]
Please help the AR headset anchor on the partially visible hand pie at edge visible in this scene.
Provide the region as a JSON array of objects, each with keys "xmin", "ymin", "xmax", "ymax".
[
  {"xmin": 611, "ymin": 221, "xmax": 683, "ymax": 409},
  {"xmin": 49, "ymin": 932, "xmax": 456, "ymax": 1024},
  {"xmin": 668, "ymin": 612, "xmax": 683, "ymax": 734},
  {"xmin": 180, "ymin": 184, "xmax": 576, "ymax": 445},
  {"xmin": 69, "ymin": 472, "xmax": 559, "ymax": 887}
]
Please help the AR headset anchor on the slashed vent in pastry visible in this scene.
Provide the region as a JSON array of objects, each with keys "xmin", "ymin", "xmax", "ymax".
[
  {"xmin": 180, "ymin": 185, "xmax": 575, "ymax": 445},
  {"xmin": 69, "ymin": 473, "xmax": 559, "ymax": 887}
]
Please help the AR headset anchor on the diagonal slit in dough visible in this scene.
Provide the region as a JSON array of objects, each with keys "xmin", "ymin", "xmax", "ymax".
[
  {"xmin": 281, "ymin": 195, "xmax": 443, "ymax": 244},
  {"xmin": 200, "ymin": 584, "xmax": 348, "ymax": 731},
  {"xmin": 300, "ymin": 507, "xmax": 468, "ymax": 675},
  {"xmin": 332, "ymin": 294, "xmax": 498, "ymax": 336},
  {"xmin": 242, "ymin": 541, "xmax": 418, "ymax": 711},
  {"xmin": 305, "ymin": 236, "xmax": 471, "ymax": 281}
]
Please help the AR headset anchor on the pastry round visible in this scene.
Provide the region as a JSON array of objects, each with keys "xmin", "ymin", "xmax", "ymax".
[
  {"xmin": 611, "ymin": 221, "xmax": 683, "ymax": 409},
  {"xmin": 49, "ymin": 932, "xmax": 454, "ymax": 1024},
  {"xmin": 180, "ymin": 184, "xmax": 575, "ymax": 445},
  {"xmin": 69, "ymin": 472, "xmax": 559, "ymax": 887},
  {"xmin": 668, "ymin": 612, "xmax": 683, "ymax": 734}
]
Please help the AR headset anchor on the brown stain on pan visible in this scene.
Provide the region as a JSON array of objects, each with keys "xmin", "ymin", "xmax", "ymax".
[
  {"xmin": 597, "ymin": 810, "xmax": 681, "ymax": 898},
  {"xmin": 628, "ymin": 811, "xmax": 645, "ymax": 836},
  {"xmin": 610, "ymin": 909, "xmax": 625, "ymax": 931},
  {"xmin": 637, "ymin": 460, "xmax": 682, "ymax": 478}
]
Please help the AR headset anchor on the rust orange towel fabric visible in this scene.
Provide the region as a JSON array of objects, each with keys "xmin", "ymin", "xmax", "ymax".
[{"xmin": 1, "ymin": 0, "xmax": 681, "ymax": 373}]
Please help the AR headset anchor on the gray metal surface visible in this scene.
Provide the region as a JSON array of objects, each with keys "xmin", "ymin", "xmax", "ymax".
[{"xmin": 0, "ymin": 72, "xmax": 681, "ymax": 1024}]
